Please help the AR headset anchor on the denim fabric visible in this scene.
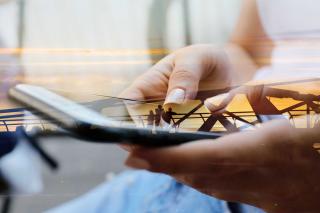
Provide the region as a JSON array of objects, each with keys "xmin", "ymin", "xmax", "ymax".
[{"xmin": 47, "ymin": 170, "xmax": 264, "ymax": 213}]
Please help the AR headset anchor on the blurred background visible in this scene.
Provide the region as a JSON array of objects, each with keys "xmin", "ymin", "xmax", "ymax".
[{"xmin": 0, "ymin": 0, "xmax": 240, "ymax": 212}]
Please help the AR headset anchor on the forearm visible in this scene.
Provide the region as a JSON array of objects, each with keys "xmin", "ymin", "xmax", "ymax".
[
  {"xmin": 223, "ymin": 42, "xmax": 259, "ymax": 85},
  {"xmin": 223, "ymin": 0, "xmax": 274, "ymax": 85}
]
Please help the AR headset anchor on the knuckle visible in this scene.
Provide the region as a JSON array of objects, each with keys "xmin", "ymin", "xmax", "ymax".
[
  {"xmin": 169, "ymin": 69, "xmax": 199, "ymax": 92},
  {"xmin": 171, "ymin": 69, "xmax": 198, "ymax": 81}
]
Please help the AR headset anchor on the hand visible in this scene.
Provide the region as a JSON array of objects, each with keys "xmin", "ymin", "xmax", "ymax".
[
  {"xmin": 126, "ymin": 119, "xmax": 320, "ymax": 213},
  {"xmin": 121, "ymin": 44, "xmax": 233, "ymax": 104},
  {"xmin": 126, "ymin": 81, "xmax": 320, "ymax": 212}
]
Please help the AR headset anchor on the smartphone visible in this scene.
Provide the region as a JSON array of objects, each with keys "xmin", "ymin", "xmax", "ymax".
[{"xmin": 9, "ymin": 84, "xmax": 222, "ymax": 147}]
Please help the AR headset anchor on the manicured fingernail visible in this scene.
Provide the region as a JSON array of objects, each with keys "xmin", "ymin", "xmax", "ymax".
[
  {"xmin": 204, "ymin": 93, "xmax": 229, "ymax": 112},
  {"xmin": 126, "ymin": 157, "xmax": 150, "ymax": 170},
  {"xmin": 165, "ymin": 88, "xmax": 186, "ymax": 105}
]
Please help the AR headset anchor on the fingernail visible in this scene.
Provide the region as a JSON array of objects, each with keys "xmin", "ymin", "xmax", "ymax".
[
  {"xmin": 204, "ymin": 93, "xmax": 229, "ymax": 112},
  {"xmin": 126, "ymin": 157, "xmax": 150, "ymax": 170},
  {"xmin": 165, "ymin": 88, "xmax": 186, "ymax": 105}
]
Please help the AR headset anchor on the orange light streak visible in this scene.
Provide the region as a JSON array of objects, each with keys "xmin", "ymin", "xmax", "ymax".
[
  {"xmin": 0, "ymin": 60, "xmax": 158, "ymax": 67},
  {"xmin": 0, "ymin": 48, "xmax": 171, "ymax": 56}
]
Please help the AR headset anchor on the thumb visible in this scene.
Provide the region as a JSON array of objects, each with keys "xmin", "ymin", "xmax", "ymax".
[
  {"xmin": 125, "ymin": 128, "xmax": 263, "ymax": 175},
  {"xmin": 125, "ymin": 119, "xmax": 292, "ymax": 175},
  {"xmin": 204, "ymin": 92, "xmax": 235, "ymax": 114},
  {"xmin": 204, "ymin": 86, "xmax": 247, "ymax": 114},
  {"xmin": 204, "ymin": 85, "xmax": 257, "ymax": 114},
  {"xmin": 125, "ymin": 140, "xmax": 227, "ymax": 175}
]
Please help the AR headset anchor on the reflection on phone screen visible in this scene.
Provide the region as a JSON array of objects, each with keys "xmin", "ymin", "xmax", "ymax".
[{"xmin": 12, "ymin": 77, "xmax": 320, "ymax": 135}]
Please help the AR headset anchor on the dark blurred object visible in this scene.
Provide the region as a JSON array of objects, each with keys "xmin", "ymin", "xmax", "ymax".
[
  {"xmin": 0, "ymin": 126, "xmax": 60, "ymax": 213},
  {"xmin": 17, "ymin": 127, "xmax": 58, "ymax": 170}
]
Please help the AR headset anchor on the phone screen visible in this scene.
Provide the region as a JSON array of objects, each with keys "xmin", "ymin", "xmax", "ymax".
[
  {"xmin": 74, "ymin": 77, "xmax": 320, "ymax": 134},
  {"xmin": 16, "ymin": 77, "xmax": 320, "ymax": 135},
  {"xmin": 58, "ymin": 92, "xmax": 217, "ymax": 133}
]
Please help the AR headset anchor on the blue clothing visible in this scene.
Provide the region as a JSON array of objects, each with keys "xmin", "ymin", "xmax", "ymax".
[{"xmin": 47, "ymin": 170, "xmax": 264, "ymax": 213}]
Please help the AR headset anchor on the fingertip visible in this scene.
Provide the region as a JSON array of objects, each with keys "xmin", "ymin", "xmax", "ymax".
[
  {"xmin": 204, "ymin": 99, "xmax": 219, "ymax": 112},
  {"xmin": 204, "ymin": 93, "xmax": 230, "ymax": 113},
  {"xmin": 165, "ymin": 88, "xmax": 186, "ymax": 105}
]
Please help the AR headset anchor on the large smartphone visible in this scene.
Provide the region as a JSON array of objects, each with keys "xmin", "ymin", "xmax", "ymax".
[
  {"xmin": 9, "ymin": 84, "xmax": 222, "ymax": 147},
  {"xmin": 9, "ymin": 78, "xmax": 320, "ymax": 146}
]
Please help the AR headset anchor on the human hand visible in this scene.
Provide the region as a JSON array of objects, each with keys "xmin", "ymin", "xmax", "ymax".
[
  {"xmin": 125, "ymin": 80, "xmax": 320, "ymax": 212},
  {"xmin": 126, "ymin": 119, "xmax": 320, "ymax": 213},
  {"xmin": 121, "ymin": 44, "xmax": 233, "ymax": 104}
]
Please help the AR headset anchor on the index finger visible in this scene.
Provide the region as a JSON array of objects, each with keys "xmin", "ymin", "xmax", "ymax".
[{"xmin": 119, "ymin": 54, "xmax": 174, "ymax": 101}]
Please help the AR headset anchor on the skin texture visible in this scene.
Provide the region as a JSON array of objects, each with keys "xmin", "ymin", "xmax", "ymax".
[
  {"xmin": 121, "ymin": 44, "xmax": 233, "ymax": 102},
  {"xmin": 121, "ymin": 0, "xmax": 320, "ymax": 212},
  {"xmin": 126, "ymin": 120, "xmax": 320, "ymax": 213}
]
